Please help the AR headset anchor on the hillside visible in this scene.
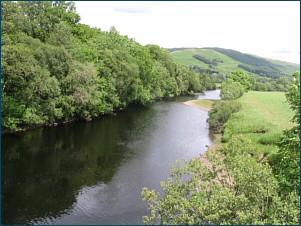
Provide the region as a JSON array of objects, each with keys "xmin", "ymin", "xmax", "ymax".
[{"xmin": 168, "ymin": 47, "xmax": 300, "ymax": 81}]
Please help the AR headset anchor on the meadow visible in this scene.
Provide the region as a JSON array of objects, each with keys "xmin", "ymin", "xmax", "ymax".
[
  {"xmin": 221, "ymin": 91, "xmax": 294, "ymax": 158},
  {"xmin": 171, "ymin": 48, "xmax": 245, "ymax": 75},
  {"xmin": 170, "ymin": 48, "xmax": 299, "ymax": 81}
]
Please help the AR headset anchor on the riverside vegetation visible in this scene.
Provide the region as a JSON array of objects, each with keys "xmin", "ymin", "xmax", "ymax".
[
  {"xmin": 2, "ymin": 1, "xmax": 299, "ymax": 224},
  {"xmin": 141, "ymin": 70, "xmax": 300, "ymax": 224},
  {"xmin": 1, "ymin": 1, "xmax": 216, "ymax": 133}
]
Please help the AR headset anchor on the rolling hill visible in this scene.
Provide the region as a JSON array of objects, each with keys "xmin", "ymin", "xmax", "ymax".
[{"xmin": 167, "ymin": 47, "xmax": 300, "ymax": 81}]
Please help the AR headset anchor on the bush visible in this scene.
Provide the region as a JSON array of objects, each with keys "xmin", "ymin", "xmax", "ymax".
[
  {"xmin": 253, "ymin": 82, "xmax": 268, "ymax": 91},
  {"xmin": 265, "ymin": 82, "xmax": 275, "ymax": 91},
  {"xmin": 141, "ymin": 135, "xmax": 300, "ymax": 225},
  {"xmin": 207, "ymin": 100, "xmax": 242, "ymax": 130},
  {"xmin": 268, "ymin": 71, "xmax": 300, "ymax": 195},
  {"xmin": 220, "ymin": 82, "xmax": 244, "ymax": 100},
  {"xmin": 227, "ymin": 70, "xmax": 255, "ymax": 92}
]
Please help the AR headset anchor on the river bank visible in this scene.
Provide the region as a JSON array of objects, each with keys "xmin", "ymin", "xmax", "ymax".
[
  {"xmin": 2, "ymin": 90, "xmax": 218, "ymax": 225},
  {"xmin": 1, "ymin": 92, "xmax": 200, "ymax": 136},
  {"xmin": 183, "ymin": 99, "xmax": 213, "ymax": 111},
  {"xmin": 183, "ymin": 99, "xmax": 222, "ymax": 152}
]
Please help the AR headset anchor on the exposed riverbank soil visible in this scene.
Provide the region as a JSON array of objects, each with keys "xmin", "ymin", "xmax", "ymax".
[
  {"xmin": 183, "ymin": 100, "xmax": 212, "ymax": 112},
  {"xmin": 183, "ymin": 100, "xmax": 224, "ymax": 173}
]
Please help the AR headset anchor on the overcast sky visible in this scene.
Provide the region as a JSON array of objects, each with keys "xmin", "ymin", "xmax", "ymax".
[{"xmin": 74, "ymin": 1, "xmax": 300, "ymax": 64}]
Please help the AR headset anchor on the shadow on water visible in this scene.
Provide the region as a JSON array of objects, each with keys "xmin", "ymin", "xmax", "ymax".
[{"xmin": 1, "ymin": 90, "xmax": 220, "ymax": 225}]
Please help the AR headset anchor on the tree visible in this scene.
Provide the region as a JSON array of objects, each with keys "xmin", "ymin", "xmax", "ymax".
[
  {"xmin": 217, "ymin": 73, "xmax": 226, "ymax": 83},
  {"xmin": 276, "ymin": 77, "xmax": 289, "ymax": 86},
  {"xmin": 227, "ymin": 70, "xmax": 254, "ymax": 92},
  {"xmin": 253, "ymin": 82, "xmax": 268, "ymax": 91},
  {"xmin": 220, "ymin": 80, "xmax": 244, "ymax": 100},
  {"xmin": 207, "ymin": 100, "xmax": 241, "ymax": 131},
  {"xmin": 141, "ymin": 136, "xmax": 300, "ymax": 225},
  {"xmin": 1, "ymin": 14, "xmax": 210, "ymax": 132},
  {"xmin": 19, "ymin": 1, "xmax": 80, "ymax": 42},
  {"xmin": 1, "ymin": 1, "xmax": 25, "ymax": 36},
  {"xmin": 269, "ymin": 71, "xmax": 300, "ymax": 195}
]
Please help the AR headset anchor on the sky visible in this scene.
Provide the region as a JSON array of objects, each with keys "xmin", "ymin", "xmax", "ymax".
[{"xmin": 74, "ymin": 1, "xmax": 300, "ymax": 64}]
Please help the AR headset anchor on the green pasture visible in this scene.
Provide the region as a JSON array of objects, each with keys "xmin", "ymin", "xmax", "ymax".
[
  {"xmin": 171, "ymin": 49, "xmax": 258, "ymax": 76},
  {"xmin": 170, "ymin": 48, "xmax": 299, "ymax": 79},
  {"xmin": 194, "ymin": 99, "xmax": 214, "ymax": 109},
  {"xmin": 222, "ymin": 91, "xmax": 294, "ymax": 157}
]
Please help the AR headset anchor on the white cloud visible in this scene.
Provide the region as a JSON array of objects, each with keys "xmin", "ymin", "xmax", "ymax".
[
  {"xmin": 114, "ymin": 2, "xmax": 153, "ymax": 14},
  {"xmin": 74, "ymin": 1, "xmax": 300, "ymax": 64}
]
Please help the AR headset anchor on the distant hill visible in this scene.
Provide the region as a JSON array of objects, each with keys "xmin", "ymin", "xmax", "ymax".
[{"xmin": 167, "ymin": 47, "xmax": 300, "ymax": 81}]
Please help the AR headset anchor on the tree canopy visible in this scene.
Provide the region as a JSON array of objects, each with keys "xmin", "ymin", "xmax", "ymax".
[{"xmin": 1, "ymin": 1, "xmax": 215, "ymax": 132}]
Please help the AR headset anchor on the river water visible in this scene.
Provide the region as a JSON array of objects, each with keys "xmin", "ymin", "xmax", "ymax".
[{"xmin": 1, "ymin": 90, "xmax": 220, "ymax": 225}]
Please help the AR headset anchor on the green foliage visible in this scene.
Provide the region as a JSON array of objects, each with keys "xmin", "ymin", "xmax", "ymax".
[
  {"xmin": 200, "ymin": 74, "xmax": 216, "ymax": 90},
  {"xmin": 221, "ymin": 91, "xmax": 295, "ymax": 153},
  {"xmin": 212, "ymin": 73, "xmax": 226, "ymax": 83},
  {"xmin": 169, "ymin": 48, "xmax": 299, "ymax": 82},
  {"xmin": 193, "ymin": 54, "xmax": 223, "ymax": 67},
  {"xmin": 264, "ymin": 82, "xmax": 275, "ymax": 91},
  {"xmin": 18, "ymin": 1, "xmax": 80, "ymax": 42},
  {"xmin": 207, "ymin": 100, "xmax": 242, "ymax": 130},
  {"xmin": 253, "ymin": 82, "xmax": 268, "ymax": 91},
  {"xmin": 1, "ymin": 2, "xmax": 212, "ymax": 132},
  {"xmin": 269, "ymin": 71, "xmax": 300, "ymax": 195},
  {"xmin": 192, "ymin": 54, "xmax": 212, "ymax": 64},
  {"xmin": 1, "ymin": 1, "xmax": 25, "ymax": 36},
  {"xmin": 141, "ymin": 135, "xmax": 300, "ymax": 225},
  {"xmin": 220, "ymin": 81, "xmax": 245, "ymax": 100},
  {"xmin": 227, "ymin": 70, "xmax": 254, "ymax": 92}
]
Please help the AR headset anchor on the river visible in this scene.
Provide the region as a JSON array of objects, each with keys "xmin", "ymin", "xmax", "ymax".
[{"xmin": 1, "ymin": 89, "xmax": 220, "ymax": 225}]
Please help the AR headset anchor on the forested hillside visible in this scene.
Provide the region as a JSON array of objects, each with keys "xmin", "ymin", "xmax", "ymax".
[
  {"xmin": 1, "ymin": 1, "xmax": 215, "ymax": 133},
  {"xmin": 168, "ymin": 47, "xmax": 300, "ymax": 83}
]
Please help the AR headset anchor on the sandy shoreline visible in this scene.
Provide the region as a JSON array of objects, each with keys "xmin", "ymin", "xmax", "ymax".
[
  {"xmin": 182, "ymin": 99, "xmax": 222, "ymax": 153},
  {"xmin": 183, "ymin": 99, "xmax": 232, "ymax": 187},
  {"xmin": 182, "ymin": 100, "xmax": 212, "ymax": 112}
]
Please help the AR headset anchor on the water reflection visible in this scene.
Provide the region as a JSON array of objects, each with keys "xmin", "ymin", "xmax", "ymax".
[{"xmin": 1, "ymin": 90, "xmax": 220, "ymax": 225}]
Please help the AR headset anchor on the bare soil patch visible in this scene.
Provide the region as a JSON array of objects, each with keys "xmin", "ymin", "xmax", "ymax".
[{"xmin": 183, "ymin": 100, "xmax": 212, "ymax": 111}]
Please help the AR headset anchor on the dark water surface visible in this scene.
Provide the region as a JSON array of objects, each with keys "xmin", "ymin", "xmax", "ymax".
[{"xmin": 1, "ymin": 90, "xmax": 220, "ymax": 225}]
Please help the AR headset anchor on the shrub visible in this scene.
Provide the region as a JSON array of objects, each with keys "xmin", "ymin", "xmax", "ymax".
[
  {"xmin": 253, "ymin": 82, "xmax": 268, "ymax": 91},
  {"xmin": 141, "ymin": 135, "xmax": 300, "ymax": 225},
  {"xmin": 269, "ymin": 71, "xmax": 300, "ymax": 195},
  {"xmin": 220, "ymin": 81, "xmax": 244, "ymax": 100},
  {"xmin": 265, "ymin": 82, "xmax": 275, "ymax": 91},
  {"xmin": 207, "ymin": 100, "xmax": 242, "ymax": 130},
  {"xmin": 227, "ymin": 70, "xmax": 255, "ymax": 92}
]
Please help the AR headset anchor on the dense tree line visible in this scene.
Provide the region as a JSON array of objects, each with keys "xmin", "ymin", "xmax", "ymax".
[
  {"xmin": 192, "ymin": 54, "xmax": 212, "ymax": 64},
  {"xmin": 207, "ymin": 70, "xmax": 251, "ymax": 130},
  {"xmin": 237, "ymin": 64, "xmax": 289, "ymax": 80},
  {"xmin": 1, "ymin": 1, "xmax": 214, "ymax": 132},
  {"xmin": 192, "ymin": 54, "xmax": 223, "ymax": 67},
  {"xmin": 203, "ymin": 47, "xmax": 296, "ymax": 81},
  {"xmin": 207, "ymin": 47, "xmax": 277, "ymax": 68},
  {"xmin": 191, "ymin": 65, "xmax": 219, "ymax": 76},
  {"xmin": 253, "ymin": 76, "xmax": 291, "ymax": 92}
]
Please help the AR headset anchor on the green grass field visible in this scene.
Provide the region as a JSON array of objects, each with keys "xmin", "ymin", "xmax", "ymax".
[
  {"xmin": 194, "ymin": 100, "xmax": 214, "ymax": 109},
  {"xmin": 222, "ymin": 91, "xmax": 294, "ymax": 157},
  {"xmin": 170, "ymin": 48, "xmax": 299, "ymax": 79},
  {"xmin": 171, "ymin": 48, "xmax": 245, "ymax": 75}
]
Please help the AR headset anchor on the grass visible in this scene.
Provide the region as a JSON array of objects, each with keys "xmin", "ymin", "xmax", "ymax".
[
  {"xmin": 215, "ymin": 83, "xmax": 222, "ymax": 88},
  {"xmin": 171, "ymin": 48, "xmax": 245, "ymax": 75},
  {"xmin": 170, "ymin": 48, "xmax": 299, "ymax": 78},
  {"xmin": 194, "ymin": 100, "xmax": 214, "ymax": 109},
  {"xmin": 221, "ymin": 91, "xmax": 294, "ymax": 157}
]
